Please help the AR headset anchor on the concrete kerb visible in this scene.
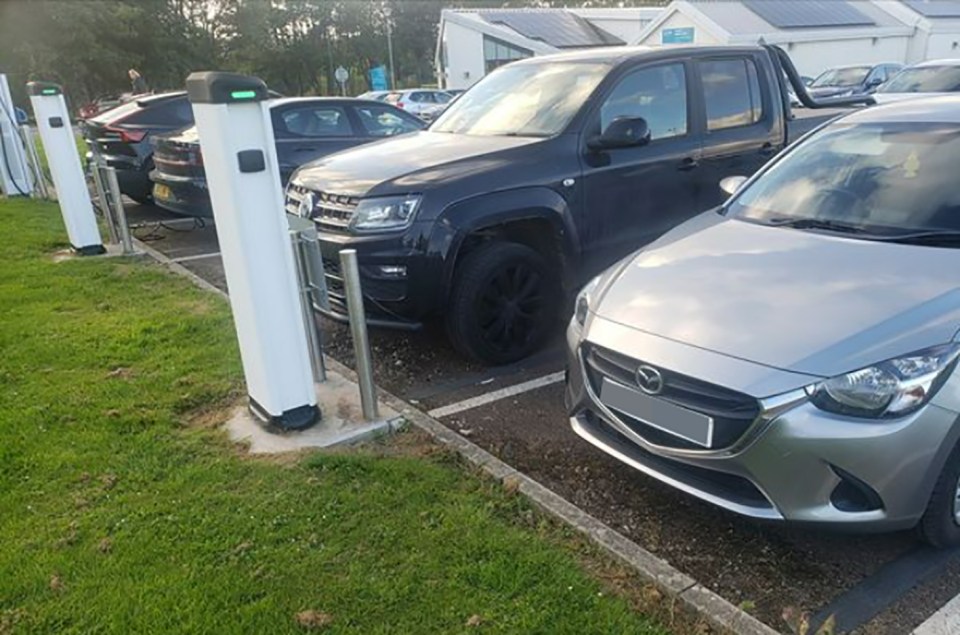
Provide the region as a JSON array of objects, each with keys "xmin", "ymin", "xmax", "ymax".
[{"xmin": 136, "ymin": 236, "xmax": 781, "ymax": 635}]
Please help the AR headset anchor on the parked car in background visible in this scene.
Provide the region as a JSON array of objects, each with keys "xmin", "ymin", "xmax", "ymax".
[
  {"xmin": 151, "ymin": 98, "xmax": 424, "ymax": 218},
  {"xmin": 357, "ymin": 90, "xmax": 391, "ymax": 101},
  {"xmin": 384, "ymin": 89, "xmax": 454, "ymax": 119},
  {"xmin": 77, "ymin": 93, "xmax": 132, "ymax": 120},
  {"xmin": 567, "ymin": 96, "xmax": 960, "ymax": 546},
  {"xmin": 80, "ymin": 92, "xmax": 194, "ymax": 203},
  {"xmin": 873, "ymin": 59, "xmax": 960, "ymax": 104},
  {"xmin": 807, "ymin": 62, "xmax": 902, "ymax": 99},
  {"xmin": 287, "ymin": 45, "xmax": 864, "ymax": 364}
]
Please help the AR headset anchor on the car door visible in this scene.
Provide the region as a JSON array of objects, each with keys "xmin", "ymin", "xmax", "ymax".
[
  {"xmin": 695, "ymin": 55, "xmax": 781, "ymax": 211},
  {"xmin": 271, "ymin": 102, "xmax": 363, "ymax": 184},
  {"xmin": 579, "ymin": 60, "xmax": 703, "ymax": 272}
]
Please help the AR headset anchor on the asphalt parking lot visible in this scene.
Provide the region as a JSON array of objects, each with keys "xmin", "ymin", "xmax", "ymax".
[{"xmin": 124, "ymin": 201, "xmax": 960, "ymax": 635}]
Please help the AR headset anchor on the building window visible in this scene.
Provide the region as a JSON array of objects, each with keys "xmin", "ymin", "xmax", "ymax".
[{"xmin": 483, "ymin": 36, "xmax": 532, "ymax": 74}]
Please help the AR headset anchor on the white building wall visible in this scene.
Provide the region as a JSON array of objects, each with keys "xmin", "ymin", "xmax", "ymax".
[
  {"xmin": 926, "ymin": 31, "xmax": 960, "ymax": 60},
  {"xmin": 442, "ymin": 20, "xmax": 489, "ymax": 90},
  {"xmin": 572, "ymin": 8, "xmax": 664, "ymax": 44},
  {"xmin": 639, "ymin": 11, "xmax": 723, "ymax": 46},
  {"xmin": 773, "ymin": 36, "xmax": 911, "ymax": 77}
]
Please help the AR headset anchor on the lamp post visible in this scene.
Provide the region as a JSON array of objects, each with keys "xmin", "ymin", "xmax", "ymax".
[{"xmin": 385, "ymin": 2, "xmax": 396, "ymax": 90}]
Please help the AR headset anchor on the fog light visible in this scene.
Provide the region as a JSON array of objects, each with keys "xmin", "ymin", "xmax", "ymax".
[{"xmin": 377, "ymin": 265, "xmax": 407, "ymax": 277}]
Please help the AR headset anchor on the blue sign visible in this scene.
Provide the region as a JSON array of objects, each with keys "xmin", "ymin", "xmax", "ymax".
[
  {"xmin": 662, "ymin": 27, "xmax": 695, "ymax": 44},
  {"xmin": 368, "ymin": 65, "xmax": 388, "ymax": 91}
]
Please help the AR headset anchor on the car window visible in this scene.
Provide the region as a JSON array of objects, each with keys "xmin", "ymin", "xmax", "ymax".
[
  {"xmin": 354, "ymin": 105, "xmax": 424, "ymax": 137},
  {"xmin": 866, "ymin": 66, "xmax": 888, "ymax": 84},
  {"xmin": 879, "ymin": 66, "xmax": 960, "ymax": 93},
  {"xmin": 434, "ymin": 92, "xmax": 453, "ymax": 104},
  {"xmin": 411, "ymin": 92, "xmax": 427, "ymax": 103},
  {"xmin": 126, "ymin": 98, "xmax": 193, "ymax": 126},
  {"xmin": 729, "ymin": 122, "xmax": 960, "ymax": 235},
  {"xmin": 600, "ymin": 63, "xmax": 687, "ymax": 140},
  {"xmin": 700, "ymin": 58, "xmax": 762, "ymax": 131},
  {"xmin": 812, "ymin": 66, "xmax": 871, "ymax": 88},
  {"xmin": 277, "ymin": 106, "xmax": 353, "ymax": 137}
]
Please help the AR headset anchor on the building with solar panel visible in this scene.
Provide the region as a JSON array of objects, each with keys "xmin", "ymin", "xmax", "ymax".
[
  {"xmin": 435, "ymin": 7, "xmax": 664, "ymax": 89},
  {"xmin": 636, "ymin": 0, "xmax": 960, "ymax": 78}
]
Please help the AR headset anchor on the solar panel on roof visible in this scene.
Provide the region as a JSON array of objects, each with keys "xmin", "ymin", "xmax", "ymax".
[
  {"xmin": 477, "ymin": 10, "xmax": 624, "ymax": 48},
  {"xmin": 903, "ymin": 0, "xmax": 960, "ymax": 18},
  {"xmin": 742, "ymin": 0, "xmax": 875, "ymax": 28}
]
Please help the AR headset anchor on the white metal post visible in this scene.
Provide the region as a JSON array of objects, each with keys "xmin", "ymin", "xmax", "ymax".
[
  {"xmin": 186, "ymin": 71, "xmax": 319, "ymax": 430},
  {"xmin": 0, "ymin": 73, "xmax": 33, "ymax": 196},
  {"xmin": 27, "ymin": 82, "xmax": 104, "ymax": 255}
]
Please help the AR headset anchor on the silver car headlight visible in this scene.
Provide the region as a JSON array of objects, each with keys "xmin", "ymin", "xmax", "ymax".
[
  {"xmin": 574, "ymin": 275, "xmax": 601, "ymax": 330},
  {"xmin": 349, "ymin": 195, "xmax": 421, "ymax": 232},
  {"xmin": 806, "ymin": 343, "xmax": 960, "ymax": 419}
]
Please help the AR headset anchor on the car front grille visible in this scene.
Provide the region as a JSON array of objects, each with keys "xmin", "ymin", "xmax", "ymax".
[
  {"xmin": 583, "ymin": 343, "xmax": 761, "ymax": 451},
  {"xmin": 285, "ymin": 184, "xmax": 359, "ymax": 231}
]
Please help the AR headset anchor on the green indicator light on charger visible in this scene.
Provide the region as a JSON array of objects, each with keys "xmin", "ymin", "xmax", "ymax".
[
  {"xmin": 42, "ymin": 88, "xmax": 57, "ymax": 95},
  {"xmin": 230, "ymin": 90, "xmax": 257, "ymax": 100}
]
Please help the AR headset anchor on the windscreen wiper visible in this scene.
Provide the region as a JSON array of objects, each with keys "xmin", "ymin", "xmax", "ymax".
[
  {"xmin": 869, "ymin": 230, "xmax": 960, "ymax": 247},
  {"xmin": 766, "ymin": 217, "xmax": 869, "ymax": 234}
]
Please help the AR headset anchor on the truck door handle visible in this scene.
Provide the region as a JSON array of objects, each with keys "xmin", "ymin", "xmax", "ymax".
[
  {"xmin": 677, "ymin": 157, "xmax": 699, "ymax": 171},
  {"xmin": 759, "ymin": 142, "xmax": 776, "ymax": 156}
]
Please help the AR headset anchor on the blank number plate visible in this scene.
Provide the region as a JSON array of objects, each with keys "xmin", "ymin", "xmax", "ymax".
[{"xmin": 600, "ymin": 378, "xmax": 714, "ymax": 448}]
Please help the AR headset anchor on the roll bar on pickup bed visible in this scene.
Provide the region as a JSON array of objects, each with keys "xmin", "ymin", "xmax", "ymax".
[{"xmin": 764, "ymin": 44, "xmax": 877, "ymax": 110}]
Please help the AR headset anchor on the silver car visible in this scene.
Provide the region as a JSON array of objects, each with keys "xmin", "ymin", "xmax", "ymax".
[{"xmin": 566, "ymin": 96, "xmax": 960, "ymax": 546}]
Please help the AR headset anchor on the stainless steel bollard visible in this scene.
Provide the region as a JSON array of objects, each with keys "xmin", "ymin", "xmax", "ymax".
[
  {"xmin": 90, "ymin": 163, "xmax": 118, "ymax": 244},
  {"xmin": 290, "ymin": 230, "xmax": 327, "ymax": 383},
  {"xmin": 104, "ymin": 167, "xmax": 134, "ymax": 254},
  {"xmin": 340, "ymin": 249, "xmax": 379, "ymax": 421}
]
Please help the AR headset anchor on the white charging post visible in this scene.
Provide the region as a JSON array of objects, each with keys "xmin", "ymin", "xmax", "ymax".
[
  {"xmin": 27, "ymin": 82, "xmax": 104, "ymax": 255},
  {"xmin": 186, "ymin": 72, "xmax": 319, "ymax": 430},
  {"xmin": 0, "ymin": 73, "xmax": 33, "ymax": 196}
]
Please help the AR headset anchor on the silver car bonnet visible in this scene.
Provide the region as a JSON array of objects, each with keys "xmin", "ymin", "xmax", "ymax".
[{"xmin": 593, "ymin": 212, "xmax": 960, "ymax": 378}]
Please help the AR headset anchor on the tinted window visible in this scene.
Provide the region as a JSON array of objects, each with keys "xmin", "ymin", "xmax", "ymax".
[
  {"xmin": 879, "ymin": 66, "xmax": 960, "ymax": 93},
  {"xmin": 729, "ymin": 122, "xmax": 960, "ymax": 234},
  {"xmin": 277, "ymin": 106, "xmax": 353, "ymax": 137},
  {"xmin": 701, "ymin": 59, "xmax": 763, "ymax": 131},
  {"xmin": 866, "ymin": 66, "xmax": 887, "ymax": 84},
  {"xmin": 124, "ymin": 98, "xmax": 193, "ymax": 127},
  {"xmin": 812, "ymin": 66, "xmax": 871, "ymax": 87},
  {"xmin": 410, "ymin": 92, "xmax": 428, "ymax": 103},
  {"xmin": 600, "ymin": 63, "xmax": 687, "ymax": 140},
  {"xmin": 355, "ymin": 105, "xmax": 423, "ymax": 137}
]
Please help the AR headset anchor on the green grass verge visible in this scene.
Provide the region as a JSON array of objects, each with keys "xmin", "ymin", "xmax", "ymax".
[{"xmin": 0, "ymin": 198, "xmax": 668, "ymax": 634}]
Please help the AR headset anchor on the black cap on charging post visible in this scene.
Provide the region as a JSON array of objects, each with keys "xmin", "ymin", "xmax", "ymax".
[
  {"xmin": 26, "ymin": 81, "xmax": 62, "ymax": 97},
  {"xmin": 186, "ymin": 71, "xmax": 269, "ymax": 105}
]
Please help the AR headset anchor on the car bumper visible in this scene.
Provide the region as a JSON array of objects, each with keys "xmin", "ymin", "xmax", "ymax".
[
  {"xmin": 564, "ymin": 315, "xmax": 959, "ymax": 531},
  {"xmin": 314, "ymin": 223, "xmax": 441, "ymax": 329},
  {"xmin": 149, "ymin": 172, "xmax": 213, "ymax": 218}
]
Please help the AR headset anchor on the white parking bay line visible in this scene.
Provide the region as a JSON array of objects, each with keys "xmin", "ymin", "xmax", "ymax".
[
  {"xmin": 170, "ymin": 251, "xmax": 221, "ymax": 263},
  {"xmin": 914, "ymin": 592, "xmax": 960, "ymax": 635},
  {"xmin": 427, "ymin": 371, "xmax": 565, "ymax": 419}
]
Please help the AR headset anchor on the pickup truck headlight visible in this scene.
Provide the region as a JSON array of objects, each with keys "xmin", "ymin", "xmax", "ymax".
[
  {"xmin": 574, "ymin": 275, "xmax": 601, "ymax": 330},
  {"xmin": 806, "ymin": 344, "xmax": 960, "ymax": 419},
  {"xmin": 350, "ymin": 195, "xmax": 421, "ymax": 232}
]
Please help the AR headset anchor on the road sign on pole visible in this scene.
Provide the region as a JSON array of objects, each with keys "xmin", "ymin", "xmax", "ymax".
[{"xmin": 335, "ymin": 66, "xmax": 348, "ymax": 96}]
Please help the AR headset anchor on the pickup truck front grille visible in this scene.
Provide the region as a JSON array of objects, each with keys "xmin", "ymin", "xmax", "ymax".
[{"xmin": 285, "ymin": 184, "xmax": 359, "ymax": 231}]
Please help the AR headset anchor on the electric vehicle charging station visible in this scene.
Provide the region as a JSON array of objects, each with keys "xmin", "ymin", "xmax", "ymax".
[
  {"xmin": 0, "ymin": 73, "xmax": 33, "ymax": 197},
  {"xmin": 186, "ymin": 71, "xmax": 320, "ymax": 431},
  {"xmin": 27, "ymin": 81, "xmax": 104, "ymax": 255}
]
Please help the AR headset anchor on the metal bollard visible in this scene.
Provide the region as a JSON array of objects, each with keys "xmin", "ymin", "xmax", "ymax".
[
  {"xmin": 90, "ymin": 163, "xmax": 119, "ymax": 244},
  {"xmin": 340, "ymin": 249, "xmax": 379, "ymax": 421},
  {"xmin": 290, "ymin": 229, "xmax": 327, "ymax": 383},
  {"xmin": 104, "ymin": 166, "xmax": 134, "ymax": 255},
  {"xmin": 20, "ymin": 125, "xmax": 48, "ymax": 200}
]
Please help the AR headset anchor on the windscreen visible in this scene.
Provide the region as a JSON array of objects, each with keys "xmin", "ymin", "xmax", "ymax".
[
  {"xmin": 879, "ymin": 66, "xmax": 960, "ymax": 93},
  {"xmin": 811, "ymin": 66, "xmax": 871, "ymax": 88},
  {"xmin": 431, "ymin": 61, "xmax": 609, "ymax": 137},
  {"xmin": 727, "ymin": 122, "xmax": 960, "ymax": 234}
]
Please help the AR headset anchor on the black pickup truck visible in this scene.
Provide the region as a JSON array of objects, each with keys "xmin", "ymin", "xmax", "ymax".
[{"xmin": 287, "ymin": 45, "xmax": 869, "ymax": 364}]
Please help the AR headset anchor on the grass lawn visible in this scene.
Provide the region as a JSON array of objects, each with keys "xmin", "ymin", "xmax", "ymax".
[{"xmin": 0, "ymin": 198, "xmax": 671, "ymax": 634}]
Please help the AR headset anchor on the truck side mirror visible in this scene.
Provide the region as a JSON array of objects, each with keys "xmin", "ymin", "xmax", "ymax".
[
  {"xmin": 588, "ymin": 116, "xmax": 651, "ymax": 151},
  {"xmin": 720, "ymin": 175, "xmax": 748, "ymax": 197}
]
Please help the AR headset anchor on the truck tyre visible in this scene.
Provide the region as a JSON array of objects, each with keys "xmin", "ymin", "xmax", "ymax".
[
  {"xmin": 918, "ymin": 440, "xmax": 960, "ymax": 548},
  {"xmin": 447, "ymin": 241, "xmax": 559, "ymax": 365}
]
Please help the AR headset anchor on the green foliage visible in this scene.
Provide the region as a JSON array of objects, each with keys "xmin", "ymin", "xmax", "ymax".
[
  {"xmin": 0, "ymin": 0, "xmax": 665, "ymax": 108},
  {"xmin": 0, "ymin": 197, "xmax": 668, "ymax": 633}
]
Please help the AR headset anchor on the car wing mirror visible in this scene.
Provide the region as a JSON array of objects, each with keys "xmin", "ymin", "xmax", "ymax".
[
  {"xmin": 719, "ymin": 175, "xmax": 748, "ymax": 197},
  {"xmin": 588, "ymin": 116, "xmax": 651, "ymax": 151}
]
